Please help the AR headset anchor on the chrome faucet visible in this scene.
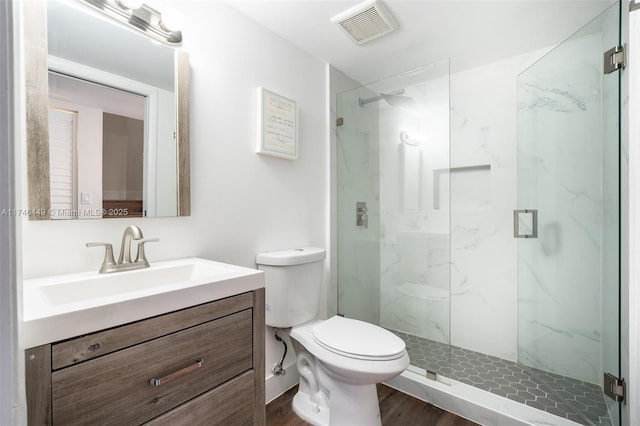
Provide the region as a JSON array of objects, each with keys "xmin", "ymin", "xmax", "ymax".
[
  {"xmin": 118, "ymin": 225, "xmax": 143, "ymax": 264},
  {"xmin": 87, "ymin": 225, "xmax": 159, "ymax": 273}
]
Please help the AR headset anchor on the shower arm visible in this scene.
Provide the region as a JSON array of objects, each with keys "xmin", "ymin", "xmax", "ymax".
[{"xmin": 358, "ymin": 89, "xmax": 405, "ymax": 107}]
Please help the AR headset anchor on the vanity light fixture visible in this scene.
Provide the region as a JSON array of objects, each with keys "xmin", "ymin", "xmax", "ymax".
[
  {"xmin": 115, "ymin": 0, "xmax": 144, "ymax": 10},
  {"xmin": 82, "ymin": 0, "xmax": 182, "ymax": 44},
  {"xmin": 159, "ymin": 6, "xmax": 185, "ymax": 33}
]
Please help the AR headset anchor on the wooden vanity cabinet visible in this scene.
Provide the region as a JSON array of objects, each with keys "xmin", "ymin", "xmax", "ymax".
[{"xmin": 25, "ymin": 289, "xmax": 265, "ymax": 426}]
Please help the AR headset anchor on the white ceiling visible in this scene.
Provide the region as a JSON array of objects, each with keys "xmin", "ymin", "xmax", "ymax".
[{"xmin": 226, "ymin": 0, "xmax": 615, "ymax": 84}]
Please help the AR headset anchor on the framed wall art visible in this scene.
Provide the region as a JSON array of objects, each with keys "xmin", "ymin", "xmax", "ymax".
[{"xmin": 256, "ymin": 87, "xmax": 298, "ymax": 160}]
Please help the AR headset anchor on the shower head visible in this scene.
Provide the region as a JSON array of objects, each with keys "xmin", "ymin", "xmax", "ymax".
[{"xmin": 358, "ymin": 89, "xmax": 415, "ymax": 108}]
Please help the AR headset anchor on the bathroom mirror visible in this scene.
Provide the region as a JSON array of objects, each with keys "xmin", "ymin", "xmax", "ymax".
[{"xmin": 25, "ymin": 0, "xmax": 190, "ymax": 220}]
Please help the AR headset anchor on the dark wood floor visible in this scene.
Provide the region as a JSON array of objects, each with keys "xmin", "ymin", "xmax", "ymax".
[{"xmin": 266, "ymin": 384, "xmax": 479, "ymax": 426}]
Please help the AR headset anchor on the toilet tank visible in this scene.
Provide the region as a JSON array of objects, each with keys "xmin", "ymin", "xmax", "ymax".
[{"xmin": 256, "ymin": 247, "xmax": 326, "ymax": 328}]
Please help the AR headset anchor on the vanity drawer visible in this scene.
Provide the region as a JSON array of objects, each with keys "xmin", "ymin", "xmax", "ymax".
[
  {"xmin": 51, "ymin": 309, "xmax": 253, "ymax": 426},
  {"xmin": 144, "ymin": 370, "xmax": 255, "ymax": 426},
  {"xmin": 51, "ymin": 292, "xmax": 253, "ymax": 369}
]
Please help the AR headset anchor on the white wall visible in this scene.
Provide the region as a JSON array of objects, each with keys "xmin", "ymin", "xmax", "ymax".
[
  {"xmin": 76, "ymin": 106, "xmax": 103, "ymax": 217},
  {"xmin": 17, "ymin": 0, "xmax": 327, "ymax": 410}
]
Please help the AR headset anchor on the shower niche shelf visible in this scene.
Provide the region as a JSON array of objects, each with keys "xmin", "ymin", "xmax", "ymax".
[{"xmin": 434, "ymin": 164, "xmax": 491, "ymax": 210}]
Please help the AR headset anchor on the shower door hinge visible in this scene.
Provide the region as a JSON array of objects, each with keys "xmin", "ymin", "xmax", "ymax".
[
  {"xmin": 604, "ymin": 45, "xmax": 625, "ymax": 74},
  {"xmin": 356, "ymin": 201, "xmax": 368, "ymax": 228},
  {"xmin": 631, "ymin": 0, "xmax": 640, "ymax": 12},
  {"xmin": 336, "ymin": 117, "xmax": 344, "ymax": 126},
  {"xmin": 604, "ymin": 373, "xmax": 626, "ymax": 403}
]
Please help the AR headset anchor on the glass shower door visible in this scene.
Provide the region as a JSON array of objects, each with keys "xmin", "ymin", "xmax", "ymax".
[
  {"xmin": 517, "ymin": 3, "xmax": 622, "ymax": 425},
  {"xmin": 336, "ymin": 60, "xmax": 451, "ymax": 382}
]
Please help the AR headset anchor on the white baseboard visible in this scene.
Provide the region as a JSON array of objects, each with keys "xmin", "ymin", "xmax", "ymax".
[{"xmin": 265, "ymin": 361, "xmax": 300, "ymax": 404}]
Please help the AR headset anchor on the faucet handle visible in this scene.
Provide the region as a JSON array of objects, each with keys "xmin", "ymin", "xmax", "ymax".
[
  {"xmin": 135, "ymin": 238, "xmax": 159, "ymax": 266},
  {"xmin": 86, "ymin": 242, "xmax": 116, "ymax": 273}
]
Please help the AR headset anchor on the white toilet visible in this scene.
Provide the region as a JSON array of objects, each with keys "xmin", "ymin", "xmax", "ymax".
[{"xmin": 256, "ymin": 247, "xmax": 410, "ymax": 426}]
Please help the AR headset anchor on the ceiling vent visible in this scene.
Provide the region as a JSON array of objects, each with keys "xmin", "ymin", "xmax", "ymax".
[{"xmin": 330, "ymin": 0, "xmax": 399, "ymax": 45}]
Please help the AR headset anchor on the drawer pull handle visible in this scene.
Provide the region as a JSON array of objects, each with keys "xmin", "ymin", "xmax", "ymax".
[{"xmin": 149, "ymin": 358, "xmax": 203, "ymax": 387}]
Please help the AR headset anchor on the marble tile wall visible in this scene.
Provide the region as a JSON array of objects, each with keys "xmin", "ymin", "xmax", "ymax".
[
  {"xmin": 376, "ymin": 70, "xmax": 451, "ymax": 344},
  {"xmin": 448, "ymin": 49, "xmax": 545, "ymax": 363}
]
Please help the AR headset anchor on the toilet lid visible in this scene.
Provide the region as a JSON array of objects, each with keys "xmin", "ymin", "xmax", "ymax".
[{"xmin": 312, "ymin": 316, "xmax": 406, "ymax": 361}]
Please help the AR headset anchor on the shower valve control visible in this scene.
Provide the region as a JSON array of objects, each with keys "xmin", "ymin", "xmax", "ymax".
[{"xmin": 356, "ymin": 202, "xmax": 368, "ymax": 229}]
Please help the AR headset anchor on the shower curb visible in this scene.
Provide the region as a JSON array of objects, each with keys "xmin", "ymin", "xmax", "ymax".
[{"xmin": 385, "ymin": 370, "xmax": 582, "ymax": 426}]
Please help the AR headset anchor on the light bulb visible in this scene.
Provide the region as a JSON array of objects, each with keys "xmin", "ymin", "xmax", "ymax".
[
  {"xmin": 116, "ymin": 0, "xmax": 144, "ymax": 10},
  {"xmin": 399, "ymin": 131, "xmax": 428, "ymax": 146},
  {"xmin": 160, "ymin": 7, "xmax": 184, "ymax": 32}
]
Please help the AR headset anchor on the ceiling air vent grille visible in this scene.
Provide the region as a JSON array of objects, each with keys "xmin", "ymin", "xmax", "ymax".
[{"xmin": 331, "ymin": 0, "xmax": 398, "ymax": 45}]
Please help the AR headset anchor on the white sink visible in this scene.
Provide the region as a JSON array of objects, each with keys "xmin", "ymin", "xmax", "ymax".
[
  {"xmin": 35, "ymin": 260, "xmax": 240, "ymax": 306},
  {"xmin": 22, "ymin": 258, "xmax": 264, "ymax": 348}
]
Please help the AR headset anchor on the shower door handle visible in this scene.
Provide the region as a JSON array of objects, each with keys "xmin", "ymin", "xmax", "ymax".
[{"xmin": 514, "ymin": 209, "xmax": 538, "ymax": 238}]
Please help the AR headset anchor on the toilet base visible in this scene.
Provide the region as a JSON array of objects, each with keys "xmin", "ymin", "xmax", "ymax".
[
  {"xmin": 292, "ymin": 379, "xmax": 382, "ymax": 426},
  {"xmin": 292, "ymin": 391, "xmax": 330, "ymax": 426}
]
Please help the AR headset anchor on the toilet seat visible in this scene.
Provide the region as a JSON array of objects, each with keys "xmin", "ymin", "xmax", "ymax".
[{"xmin": 312, "ymin": 316, "xmax": 406, "ymax": 361}]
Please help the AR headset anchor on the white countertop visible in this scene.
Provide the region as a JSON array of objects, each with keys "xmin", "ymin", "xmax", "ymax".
[{"xmin": 22, "ymin": 257, "xmax": 264, "ymax": 348}]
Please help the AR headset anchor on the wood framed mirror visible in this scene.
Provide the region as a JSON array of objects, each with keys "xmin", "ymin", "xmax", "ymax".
[{"xmin": 24, "ymin": 0, "xmax": 190, "ymax": 220}]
